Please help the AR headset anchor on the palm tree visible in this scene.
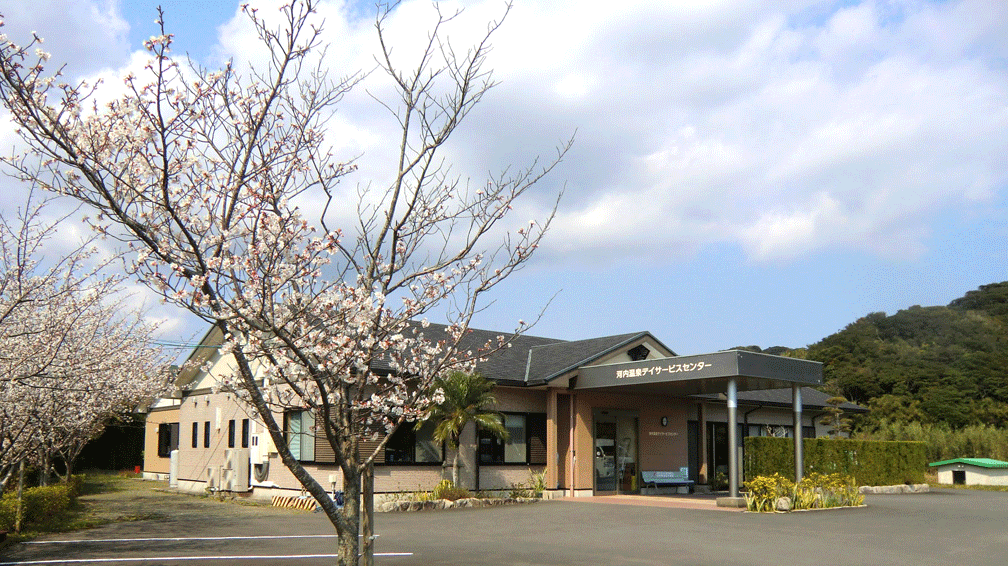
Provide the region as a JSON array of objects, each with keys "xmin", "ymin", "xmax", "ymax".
[{"xmin": 420, "ymin": 371, "xmax": 508, "ymax": 486}]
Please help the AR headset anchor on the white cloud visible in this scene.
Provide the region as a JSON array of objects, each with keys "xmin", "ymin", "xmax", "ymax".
[
  {"xmin": 0, "ymin": 0, "xmax": 130, "ymax": 78},
  {"xmin": 426, "ymin": 0, "xmax": 1008, "ymax": 263},
  {"xmin": 3, "ymin": 0, "xmax": 1006, "ymax": 288}
]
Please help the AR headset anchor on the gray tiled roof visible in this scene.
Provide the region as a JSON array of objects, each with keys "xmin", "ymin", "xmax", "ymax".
[
  {"xmin": 693, "ymin": 387, "xmax": 868, "ymax": 412},
  {"xmin": 381, "ymin": 323, "xmax": 665, "ymax": 385},
  {"xmin": 524, "ymin": 332, "xmax": 659, "ymax": 384},
  {"xmin": 367, "ymin": 322, "xmax": 562, "ymax": 382}
]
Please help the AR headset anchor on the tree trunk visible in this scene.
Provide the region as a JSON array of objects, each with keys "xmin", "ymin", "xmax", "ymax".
[
  {"xmin": 338, "ymin": 464, "xmax": 361, "ymax": 566},
  {"xmin": 452, "ymin": 449, "xmax": 460, "ymax": 486},
  {"xmin": 15, "ymin": 460, "xmax": 25, "ymax": 534},
  {"xmin": 40, "ymin": 451, "xmax": 51, "ymax": 487},
  {"xmin": 361, "ymin": 463, "xmax": 374, "ymax": 566}
]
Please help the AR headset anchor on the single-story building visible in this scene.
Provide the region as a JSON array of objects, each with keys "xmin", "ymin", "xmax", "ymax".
[
  {"xmin": 929, "ymin": 458, "xmax": 1008, "ymax": 486},
  {"xmin": 143, "ymin": 324, "xmax": 863, "ymax": 499}
]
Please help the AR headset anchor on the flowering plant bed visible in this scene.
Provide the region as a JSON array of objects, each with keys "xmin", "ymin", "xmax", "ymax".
[{"xmin": 744, "ymin": 472, "xmax": 864, "ymax": 512}]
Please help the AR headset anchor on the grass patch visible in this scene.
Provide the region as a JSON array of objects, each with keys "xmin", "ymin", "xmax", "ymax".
[{"xmin": 0, "ymin": 471, "xmax": 152, "ymax": 551}]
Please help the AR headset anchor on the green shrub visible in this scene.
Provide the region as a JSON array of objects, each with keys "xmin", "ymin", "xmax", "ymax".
[
  {"xmin": 744, "ymin": 472, "xmax": 863, "ymax": 512},
  {"xmin": 406, "ymin": 488, "xmax": 438, "ymax": 502},
  {"xmin": 527, "ymin": 469, "xmax": 547, "ymax": 498},
  {"xmin": 507, "ymin": 470, "xmax": 547, "ymax": 499},
  {"xmin": 0, "ymin": 482, "xmax": 77, "ymax": 532},
  {"xmin": 431, "ymin": 479, "xmax": 472, "ymax": 501},
  {"xmin": 792, "ymin": 472, "xmax": 863, "ymax": 509},
  {"xmin": 743, "ymin": 473, "xmax": 793, "ymax": 513}
]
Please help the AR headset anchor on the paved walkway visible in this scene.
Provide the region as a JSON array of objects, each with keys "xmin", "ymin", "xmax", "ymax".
[
  {"xmin": 562, "ymin": 493, "xmax": 741, "ymax": 511},
  {"xmin": 7, "ymin": 483, "xmax": 1008, "ymax": 565}
]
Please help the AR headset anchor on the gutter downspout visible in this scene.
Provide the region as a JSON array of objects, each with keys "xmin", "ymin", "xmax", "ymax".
[{"xmin": 742, "ymin": 404, "xmax": 763, "ymax": 432}]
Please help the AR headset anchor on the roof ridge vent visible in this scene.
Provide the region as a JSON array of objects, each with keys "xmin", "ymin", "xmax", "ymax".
[{"xmin": 628, "ymin": 344, "xmax": 650, "ymax": 361}]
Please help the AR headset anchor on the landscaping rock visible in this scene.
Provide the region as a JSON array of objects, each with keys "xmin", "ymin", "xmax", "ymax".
[
  {"xmin": 775, "ymin": 496, "xmax": 793, "ymax": 512},
  {"xmin": 375, "ymin": 495, "xmax": 541, "ymax": 513},
  {"xmin": 859, "ymin": 484, "xmax": 930, "ymax": 495}
]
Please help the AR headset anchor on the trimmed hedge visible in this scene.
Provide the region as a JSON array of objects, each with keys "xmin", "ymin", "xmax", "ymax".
[{"xmin": 744, "ymin": 437, "xmax": 927, "ymax": 486}]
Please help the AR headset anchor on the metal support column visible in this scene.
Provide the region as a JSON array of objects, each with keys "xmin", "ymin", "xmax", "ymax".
[
  {"xmin": 569, "ymin": 393, "xmax": 576, "ymax": 497},
  {"xmin": 793, "ymin": 384, "xmax": 804, "ymax": 482},
  {"xmin": 727, "ymin": 379, "xmax": 739, "ymax": 498}
]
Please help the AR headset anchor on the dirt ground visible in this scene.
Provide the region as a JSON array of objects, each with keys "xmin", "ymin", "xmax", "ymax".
[{"xmin": 77, "ymin": 475, "xmax": 303, "ymax": 525}]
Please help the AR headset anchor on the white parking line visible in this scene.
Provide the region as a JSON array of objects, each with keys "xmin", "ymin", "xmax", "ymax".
[
  {"xmin": 25, "ymin": 535, "xmax": 343, "ymax": 545},
  {"xmin": 0, "ymin": 553, "xmax": 413, "ymax": 565}
]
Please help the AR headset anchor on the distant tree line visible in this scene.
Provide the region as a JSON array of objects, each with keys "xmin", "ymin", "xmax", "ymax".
[{"xmin": 737, "ymin": 282, "xmax": 1008, "ymax": 432}]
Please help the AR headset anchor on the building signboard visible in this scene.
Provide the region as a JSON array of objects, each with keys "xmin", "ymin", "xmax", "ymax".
[{"xmin": 577, "ymin": 350, "xmax": 822, "ymax": 390}]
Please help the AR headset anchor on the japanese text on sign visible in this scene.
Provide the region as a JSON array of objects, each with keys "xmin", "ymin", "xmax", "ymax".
[{"xmin": 615, "ymin": 361, "xmax": 710, "ymax": 380}]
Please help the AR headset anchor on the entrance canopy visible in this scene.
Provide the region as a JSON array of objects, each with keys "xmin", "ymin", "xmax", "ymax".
[
  {"xmin": 577, "ymin": 350, "xmax": 819, "ymax": 502},
  {"xmin": 577, "ymin": 350, "xmax": 822, "ymax": 396}
]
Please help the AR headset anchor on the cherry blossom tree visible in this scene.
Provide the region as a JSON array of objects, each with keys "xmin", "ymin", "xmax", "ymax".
[
  {"xmin": 0, "ymin": 2, "xmax": 567, "ymax": 563},
  {"xmin": 0, "ymin": 198, "xmax": 168, "ymax": 488}
]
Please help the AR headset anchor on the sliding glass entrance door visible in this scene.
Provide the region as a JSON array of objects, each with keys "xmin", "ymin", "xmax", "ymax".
[{"xmin": 593, "ymin": 411, "xmax": 639, "ymax": 495}]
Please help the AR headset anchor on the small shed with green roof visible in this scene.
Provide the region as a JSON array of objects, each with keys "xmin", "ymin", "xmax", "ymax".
[{"xmin": 929, "ymin": 458, "xmax": 1008, "ymax": 486}]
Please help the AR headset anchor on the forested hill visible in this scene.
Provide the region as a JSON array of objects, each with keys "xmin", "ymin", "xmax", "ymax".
[{"xmin": 736, "ymin": 282, "xmax": 1008, "ymax": 429}]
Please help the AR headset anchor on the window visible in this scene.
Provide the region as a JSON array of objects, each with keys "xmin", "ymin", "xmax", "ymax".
[
  {"xmin": 384, "ymin": 422, "xmax": 442, "ymax": 464},
  {"xmin": 228, "ymin": 420, "xmax": 236, "ymax": 448},
  {"xmin": 191, "ymin": 422, "xmax": 199, "ymax": 448},
  {"xmin": 504, "ymin": 414, "xmax": 526, "ymax": 462},
  {"xmin": 157, "ymin": 422, "xmax": 179, "ymax": 457},
  {"xmin": 241, "ymin": 419, "xmax": 250, "ymax": 448},
  {"xmin": 746, "ymin": 424, "xmax": 817, "ymax": 439},
  {"xmin": 204, "ymin": 421, "xmax": 211, "ymax": 448},
  {"xmin": 285, "ymin": 410, "xmax": 315, "ymax": 462},
  {"xmin": 479, "ymin": 413, "xmax": 546, "ymax": 465}
]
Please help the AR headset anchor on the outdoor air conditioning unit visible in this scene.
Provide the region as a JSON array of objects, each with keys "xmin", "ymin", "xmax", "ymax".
[
  {"xmin": 250, "ymin": 433, "xmax": 275, "ymax": 465},
  {"xmin": 221, "ymin": 467, "xmax": 234, "ymax": 491},
  {"xmin": 223, "ymin": 448, "xmax": 251, "ymax": 491},
  {"xmin": 221, "ymin": 468, "xmax": 250, "ymax": 492},
  {"xmin": 205, "ymin": 465, "xmax": 221, "ymax": 490}
]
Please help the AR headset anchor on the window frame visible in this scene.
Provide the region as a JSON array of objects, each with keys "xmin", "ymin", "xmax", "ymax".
[
  {"xmin": 284, "ymin": 409, "xmax": 315, "ymax": 463},
  {"xmin": 157, "ymin": 422, "xmax": 179, "ymax": 458},
  {"xmin": 191, "ymin": 422, "xmax": 199, "ymax": 449},
  {"xmin": 228, "ymin": 419, "xmax": 236, "ymax": 448},
  {"xmin": 382, "ymin": 421, "xmax": 444, "ymax": 466},
  {"xmin": 478, "ymin": 411, "xmax": 547, "ymax": 466},
  {"xmin": 203, "ymin": 421, "xmax": 211, "ymax": 448}
]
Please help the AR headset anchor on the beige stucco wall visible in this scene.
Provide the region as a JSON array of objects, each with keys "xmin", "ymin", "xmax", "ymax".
[
  {"xmin": 177, "ymin": 389, "xmax": 258, "ymax": 485},
  {"xmin": 493, "ymin": 386, "xmax": 547, "ymax": 413},
  {"xmin": 479, "ymin": 465, "xmax": 546, "ymax": 492},
  {"xmin": 171, "ymin": 347, "xmax": 469, "ymax": 495},
  {"xmin": 143, "ymin": 404, "xmax": 180, "ymax": 475}
]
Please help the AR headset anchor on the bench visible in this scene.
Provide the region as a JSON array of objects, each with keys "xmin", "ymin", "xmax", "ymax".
[{"xmin": 641, "ymin": 467, "xmax": 694, "ymax": 494}]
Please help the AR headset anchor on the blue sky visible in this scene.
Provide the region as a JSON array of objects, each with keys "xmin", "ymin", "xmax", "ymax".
[{"xmin": 1, "ymin": 0, "xmax": 1006, "ymax": 355}]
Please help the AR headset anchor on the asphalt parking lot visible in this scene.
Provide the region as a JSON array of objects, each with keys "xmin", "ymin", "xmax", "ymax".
[{"xmin": 3, "ymin": 487, "xmax": 1008, "ymax": 565}]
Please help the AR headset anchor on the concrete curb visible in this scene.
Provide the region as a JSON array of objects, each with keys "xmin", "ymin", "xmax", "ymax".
[
  {"xmin": 377, "ymin": 496, "xmax": 540, "ymax": 513},
  {"xmin": 859, "ymin": 484, "xmax": 930, "ymax": 494}
]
